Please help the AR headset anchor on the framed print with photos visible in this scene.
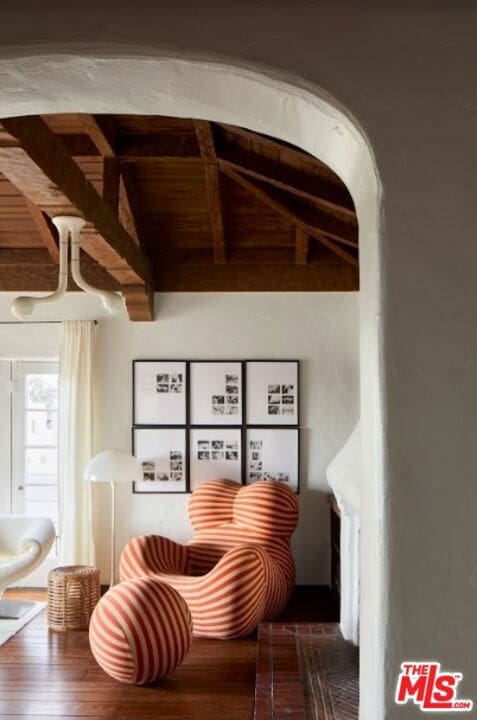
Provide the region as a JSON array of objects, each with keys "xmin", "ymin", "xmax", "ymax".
[
  {"xmin": 189, "ymin": 427, "xmax": 242, "ymax": 490},
  {"xmin": 189, "ymin": 361, "xmax": 243, "ymax": 425},
  {"xmin": 245, "ymin": 427, "xmax": 300, "ymax": 493},
  {"xmin": 133, "ymin": 360, "xmax": 187, "ymax": 426},
  {"xmin": 246, "ymin": 361, "xmax": 299, "ymax": 426},
  {"xmin": 133, "ymin": 427, "xmax": 188, "ymax": 493}
]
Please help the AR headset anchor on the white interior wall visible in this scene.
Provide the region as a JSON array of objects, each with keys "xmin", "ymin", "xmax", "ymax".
[
  {"xmin": 2, "ymin": 6, "xmax": 477, "ymax": 715},
  {"xmin": 0, "ymin": 291, "xmax": 359, "ymax": 584}
]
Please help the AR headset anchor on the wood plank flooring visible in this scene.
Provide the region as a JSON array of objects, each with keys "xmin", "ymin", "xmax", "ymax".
[{"xmin": 0, "ymin": 587, "xmax": 337, "ymax": 720}]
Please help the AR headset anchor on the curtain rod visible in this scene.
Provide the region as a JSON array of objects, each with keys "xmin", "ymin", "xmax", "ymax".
[{"xmin": 0, "ymin": 320, "xmax": 98, "ymax": 325}]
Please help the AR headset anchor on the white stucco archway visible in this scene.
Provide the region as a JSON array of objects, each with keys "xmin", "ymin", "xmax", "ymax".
[{"xmin": 0, "ymin": 52, "xmax": 384, "ymax": 718}]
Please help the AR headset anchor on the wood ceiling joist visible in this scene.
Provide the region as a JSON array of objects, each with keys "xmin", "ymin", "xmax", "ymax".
[
  {"xmin": 219, "ymin": 159, "xmax": 357, "ymax": 249},
  {"xmin": 0, "ymin": 253, "xmax": 118, "ymax": 291},
  {"xmin": 119, "ymin": 172, "xmax": 140, "ymax": 245},
  {"xmin": 295, "ymin": 228, "xmax": 309, "ymax": 265},
  {"xmin": 217, "ymin": 123, "xmax": 355, "ymax": 208},
  {"xmin": 79, "ymin": 115, "xmax": 116, "ymax": 158},
  {"xmin": 193, "ymin": 120, "xmax": 226, "ymax": 264},
  {"xmin": 101, "ymin": 157, "xmax": 120, "ymax": 216},
  {"xmin": 77, "ymin": 115, "xmax": 140, "ymax": 245},
  {"xmin": 220, "ymin": 165, "xmax": 358, "ymax": 267},
  {"xmin": 25, "ymin": 201, "xmax": 59, "ymax": 263},
  {"xmin": 0, "ymin": 116, "xmax": 153, "ymax": 320},
  {"xmin": 0, "ymin": 117, "xmax": 150, "ymax": 282},
  {"xmin": 77, "ymin": 114, "xmax": 151, "ymax": 319},
  {"xmin": 217, "ymin": 144, "xmax": 357, "ymax": 223},
  {"xmin": 154, "ymin": 263, "xmax": 358, "ymax": 292},
  {"xmin": 0, "ymin": 113, "xmax": 359, "ymax": 297},
  {"xmin": 0, "ymin": 247, "xmax": 53, "ymax": 266}
]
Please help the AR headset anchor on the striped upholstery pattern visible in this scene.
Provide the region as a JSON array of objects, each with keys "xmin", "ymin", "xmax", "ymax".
[
  {"xmin": 120, "ymin": 479, "xmax": 299, "ymax": 639},
  {"xmin": 89, "ymin": 577, "xmax": 192, "ymax": 684}
]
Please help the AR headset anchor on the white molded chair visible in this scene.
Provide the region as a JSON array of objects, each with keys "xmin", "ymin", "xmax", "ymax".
[{"xmin": 0, "ymin": 515, "xmax": 55, "ymax": 618}]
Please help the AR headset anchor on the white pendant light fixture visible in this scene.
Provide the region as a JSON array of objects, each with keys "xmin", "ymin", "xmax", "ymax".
[{"xmin": 11, "ymin": 215, "xmax": 124, "ymax": 319}]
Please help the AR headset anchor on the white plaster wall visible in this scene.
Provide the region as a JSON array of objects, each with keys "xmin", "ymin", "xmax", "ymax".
[
  {"xmin": 0, "ymin": 292, "xmax": 360, "ymax": 584},
  {"xmin": 1, "ymin": 3, "xmax": 477, "ymax": 716}
]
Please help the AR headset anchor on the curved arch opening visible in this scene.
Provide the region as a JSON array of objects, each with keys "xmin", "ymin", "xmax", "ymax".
[{"xmin": 0, "ymin": 51, "xmax": 385, "ymax": 717}]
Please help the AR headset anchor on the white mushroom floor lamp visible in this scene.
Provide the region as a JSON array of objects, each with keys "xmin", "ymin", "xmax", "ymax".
[{"xmin": 84, "ymin": 450, "xmax": 142, "ymax": 589}]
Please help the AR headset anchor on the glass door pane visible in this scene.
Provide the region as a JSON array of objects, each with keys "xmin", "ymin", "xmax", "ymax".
[{"xmin": 12, "ymin": 361, "xmax": 60, "ymax": 576}]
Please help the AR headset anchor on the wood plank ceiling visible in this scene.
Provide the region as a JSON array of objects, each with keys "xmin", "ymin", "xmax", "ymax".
[{"xmin": 0, "ymin": 114, "xmax": 358, "ymax": 320}]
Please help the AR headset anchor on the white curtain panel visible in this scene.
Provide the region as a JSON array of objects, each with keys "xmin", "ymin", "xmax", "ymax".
[{"xmin": 59, "ymin": 320, "xmax": 96, "ymax": 565}]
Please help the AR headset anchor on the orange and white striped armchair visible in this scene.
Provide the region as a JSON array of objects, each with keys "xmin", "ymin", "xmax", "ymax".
[{"xmin": 120, "ymin": 479, "xmax": 299, "ymax": 639}]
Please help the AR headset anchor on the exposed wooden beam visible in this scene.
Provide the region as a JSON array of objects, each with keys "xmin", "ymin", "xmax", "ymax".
[
  {"xmin": 116, "ymin": 134, "xmax": 200, "ymax": 160},
  {"xmin": 102, "ymin": 157, "xmax": 120, "ymax": 216},
  {"xmin": 75, "ymin": 115, "xmax": 151, "ymax": 319},
  {"xmin": 220, "ymin": 164, "xmax": 358, "ymax": 267},
  {"xmin": 151, "ymin": 244, "xmax": 346, "ymax": 267},
  {"xmin": 154, "ymin": 263, "xmax": 358, "ymax": 292},
  {"xmin": 194, "ymin": 120, "xmax": 226, "ymax": 264},
  {"xmin": 122, "ymin": 284, "xmax": 155, "ymax": 322},
  {"xmin": 0, "ymin": 117, "xmax": 152, "ymax": 309},
  {"xmin": 295, "ymin": 228, "xmax": 309, "ymax": 265},
  {"xmin": 0, "ymin": 258, "xmax": 118, "ymax": 291},
  {"xmin": 218, "ymin": 144, "xmax": 356, "ymax": 222},
  {"xmin": 78, "ymin": 115, "xmax": 116, "ymax": 158},
  {"xmin": 0, "ymin": 248, "xmax": 53, "ymax": 266},
  {"xmin": 118, "ymin": 170, "xmax": 140, "ymax": 246},
  {"xmin": 217, "ymin": 122, "xmax": 355, "ymax": 207},
  {"xmin": 78, "ymin": 115, "xmax": 141, "ymax": 247},
  {"xmin": 0, "ymin": 134, "xmax": 203, "ymax": 160},
  {"xmin": 220, "ymin": 159, "xmax": 357, "ymax": 249},
  {"xmin": 25, "ymin": 201, "xmax": 59, "ymax": 263}
]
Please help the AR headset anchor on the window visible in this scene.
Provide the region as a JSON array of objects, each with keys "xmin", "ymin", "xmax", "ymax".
[{"xmin": 12, "ymin": 362, "xmax": 60, "ymax": 560}]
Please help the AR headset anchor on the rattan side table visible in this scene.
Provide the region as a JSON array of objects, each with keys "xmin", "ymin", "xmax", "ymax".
[{"xmin": 48, "ymin": 565, "xmax": 100, "ymax": 631}]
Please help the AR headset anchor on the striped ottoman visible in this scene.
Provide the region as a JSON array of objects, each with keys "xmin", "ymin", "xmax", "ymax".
[{"xmin": 89, "ymin": 576, "xmax": 192, "ymax": 684}]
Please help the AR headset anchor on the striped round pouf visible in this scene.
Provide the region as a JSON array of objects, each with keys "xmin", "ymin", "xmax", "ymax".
[{"xmin": 89, "ymin": 577, "xmax": 192, "ymax": 684}]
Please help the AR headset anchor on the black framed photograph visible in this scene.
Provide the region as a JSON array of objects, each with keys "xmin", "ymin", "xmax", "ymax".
[
  {"xmin": 189, "ymin": 427, "xmax": 243, "ymax": 490},
  {"xmin": 246, "ymin": 360, "xmax": 299, "ymax": 426},
  {"xmin": 189, "ymin": 361, "xmax": 244, "ymax": 425},
  {"xmin": 245, "ymin": 427, "xmax": 300, "ymax": 493},
  {"xmin": 133, "ymin": 360, "xmax": 187, "ymax": 426},
  {"xmin": 133, "ymin": 427, "xmax": 188, "ymax": 493}
]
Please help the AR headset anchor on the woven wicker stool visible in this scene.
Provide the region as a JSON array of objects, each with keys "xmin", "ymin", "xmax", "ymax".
[{"xmin": 48, "ymin": 565, "xmax": 100, "ymax": 631}]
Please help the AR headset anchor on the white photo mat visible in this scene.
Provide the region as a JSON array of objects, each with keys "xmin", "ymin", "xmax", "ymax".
[
  {"xmin": 189, "ymin": 362, "xmax": 243, "ymax": 425},
  {"xmin": 134, "ymin": 361, "xmax": 187, "ymax": 425},
  {"xmin": 246, "ymin": 361, "xmax": 299, "ymax": 425},
  {"xmin": 190, "ymin": 427, "xmax": 242, "ymax": 490},
  {"xmin": 133, "ymin": 427, "xmax": 187, "ymax": 493},
  {"xmin": 246, "ymin": 428, "xmax": 299, "ymax": 492}
]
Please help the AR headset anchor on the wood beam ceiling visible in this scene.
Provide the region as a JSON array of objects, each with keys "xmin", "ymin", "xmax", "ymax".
[
  {"xmin": 0, "ymin": 113, "xmax": 359, "ymax": 297},
  {"xmin": 219, "ymin": 159, "xmax": 357, "ymax": 250},
  {"xmin": 76, "ymin": 114, "xmax": 150, "ymax": 319},
  {"xmin": 217, "ymin": 123, "xmax": 354, "ymax": 207},
  {"xmin": 25, "ymin": 201, "xmax": 59, "ymax": 263},
  {"xmin": 217, "ymin": 143, "xmax": 356, "ymax": 222},
  {"xmin": 154, "ymin": 263, "xmax": 358, "ymax": 292},
  {"xmin": 220, "ymin": 165, "xmax": 358, "ymax": 267},
  {"xmin": 0, "ymin": 249, "xmax": 118, "ymax": 291},
  {"xmin": 193, "ymin": 120, "xmax": 226, "ymax": 264},
  {"xmin": 0, "ymin": 116, "xmax": 153, "ymax": 320},
  {"xmin": 295, "ymin": 228, "xmax": 309, "ymax": 265}
]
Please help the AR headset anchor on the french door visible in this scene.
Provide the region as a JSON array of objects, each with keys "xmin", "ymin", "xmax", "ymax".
[{"xmin": 0, "ymin": 360, "xmax": 60, "ymax": 585}]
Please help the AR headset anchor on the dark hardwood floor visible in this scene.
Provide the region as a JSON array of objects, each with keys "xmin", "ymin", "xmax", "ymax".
[{"xmin": 0, "ymin": 587, "xmax": 337, "ymax": 720}]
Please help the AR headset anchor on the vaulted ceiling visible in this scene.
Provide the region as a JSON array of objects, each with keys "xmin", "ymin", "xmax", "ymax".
[{"xmin": 0, "ymin": 114, "xmax": 358, "ymax": 320}]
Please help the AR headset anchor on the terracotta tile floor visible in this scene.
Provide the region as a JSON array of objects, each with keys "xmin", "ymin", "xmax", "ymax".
[{"xmin": 255, "ymin": 623, "xmax": 358, "ymax": 720}]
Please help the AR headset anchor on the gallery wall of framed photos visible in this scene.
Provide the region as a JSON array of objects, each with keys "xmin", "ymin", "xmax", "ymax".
[{"xmin": 132, "ymin": 359, "xmax": 300, "ymax": 494}]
